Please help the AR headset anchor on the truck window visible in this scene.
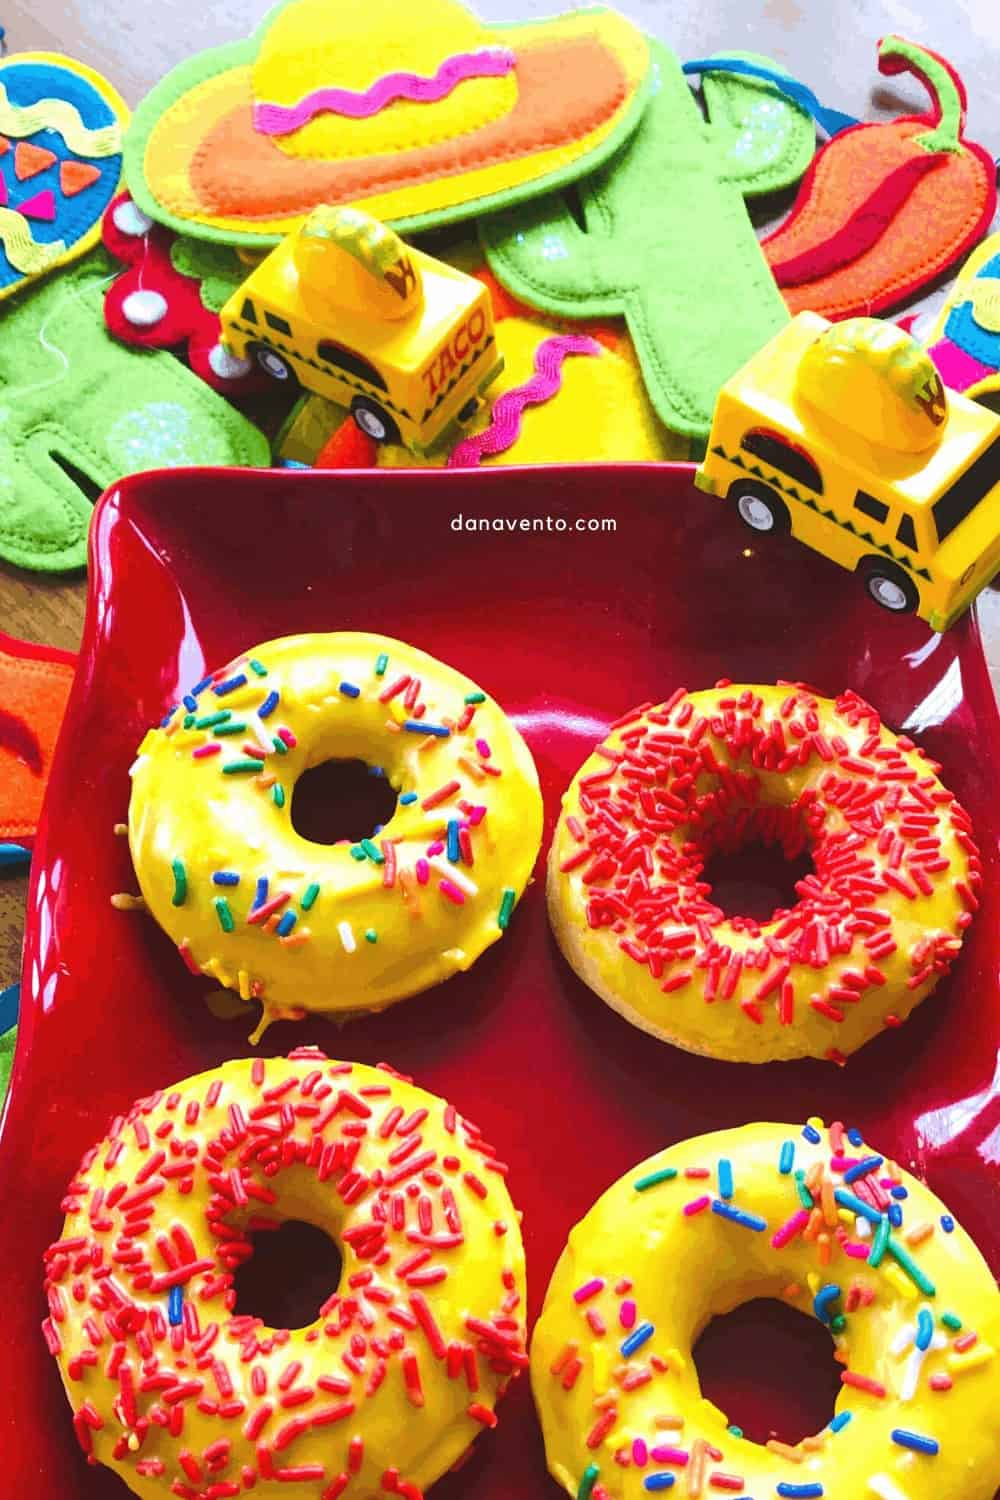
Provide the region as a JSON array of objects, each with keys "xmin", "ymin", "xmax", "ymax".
[
  {"xmin": 317, "ymin": 339, "xmax": 388, "ymax": 392},
  {"xmin": 853, "ymin": 491, "xmax": 889, "ymax": 524},
  {"xmin": 896, "ymin": 513, "xmax": 917, "ymax": 551},
  {"xmin": 265, "ymin": 311, "xmax": 292, "ymax": 336},
  {"xmin": 933, "ymin": 433, "xmax": 1000, "ymax": 540},
  {"xmin": 740, "ymin": 428, "xmax": 823, "ymax": 493}
]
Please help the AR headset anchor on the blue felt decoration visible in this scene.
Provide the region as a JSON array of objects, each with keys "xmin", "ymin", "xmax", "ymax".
[
  {"xmin": 0, "ymin": 981, "xmax": 19, "ymax": 1036},
  {"xmin": 682, "ymin": 57, "xmax": 859, "ymax": 139}
]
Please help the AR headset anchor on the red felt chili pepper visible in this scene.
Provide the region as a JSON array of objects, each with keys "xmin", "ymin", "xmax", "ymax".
[{"xmin": 762, "ymin": 34, "xmax": 997, "ymax": 319}]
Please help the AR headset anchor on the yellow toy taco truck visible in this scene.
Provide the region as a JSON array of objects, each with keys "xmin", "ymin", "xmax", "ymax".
[
  {"xmin": 695, "ymin": 312, "xmax": 1000, "ymax": 630},
  {"xmin": 219, "ymin": 205, "xmax": 503, "ymax": 453}
]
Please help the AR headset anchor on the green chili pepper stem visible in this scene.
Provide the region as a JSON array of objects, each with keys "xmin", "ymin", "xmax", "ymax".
[{"xmin": 879, "ymin": 34, "xmax": 966, "ymax": 155}]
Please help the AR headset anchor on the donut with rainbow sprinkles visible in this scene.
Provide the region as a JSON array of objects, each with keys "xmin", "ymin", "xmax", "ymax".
[
  {"xmin": 547, "ymin": 681, "xmax": 980, "ymax": 1063},
  {"xmin": 126, "ymin": 632, "xmax": 543, "ymax": 1038},
  {"xmin": 43, "ymin": 1050, "xmax": 527, "ymax": 1499},
  {"xmin": 531, "ymin": 1118, "xmax": 1000, "ymax": 1500}
]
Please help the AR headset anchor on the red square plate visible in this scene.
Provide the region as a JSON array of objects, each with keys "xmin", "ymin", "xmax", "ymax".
[{"xmin": 3, "ymin": 465, "xmax": 999, "ymax": 1498}]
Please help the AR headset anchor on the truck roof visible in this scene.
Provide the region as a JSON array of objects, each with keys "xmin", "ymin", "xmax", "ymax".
[
  {"xmin": 721, "ymin": 314, "xmax": 1000, "ymax": 511},
  {"xmin": 234, "ymin": 237, "xmax": 484, "ymax": 376}
]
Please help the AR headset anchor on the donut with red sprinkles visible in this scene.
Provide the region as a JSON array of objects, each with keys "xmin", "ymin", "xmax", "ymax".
[
  {"xmin": 43, "ymin": 1051, "xmax": 526, "ymax": 1499},
  {"xmin": 547, "ymin": 682, "xmax": 980, "ymax": 1062}
]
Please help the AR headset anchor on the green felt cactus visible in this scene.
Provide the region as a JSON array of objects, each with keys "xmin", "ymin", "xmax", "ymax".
[
  {"xmin": 480, "ymin": 43, "xmax": 816, "ymax": 441},
  {"xmin": 0, "ymin": 251, "xmax": 270, "ymax": 572},
  {"xmin": 170, "ymin": 237, "xmax": 248, "ymax": 313}
]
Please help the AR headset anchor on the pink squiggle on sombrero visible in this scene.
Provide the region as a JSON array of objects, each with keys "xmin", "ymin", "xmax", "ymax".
[
  {"xmin": 253, "ymin": 46, "xmax": 517, "ymax": 135},
  {"xmin": 447, "ymin": 334, "xmax": 602, "ymax": 468}
]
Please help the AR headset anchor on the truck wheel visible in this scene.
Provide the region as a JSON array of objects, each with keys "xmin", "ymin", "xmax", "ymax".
[
  {"xmin": 248, "ymin": 343, "xmax": 297, "ymax": 385},
  {"xmin": 860, "ymin": 558, "xmax": 919, "ymax": 614},
  {"xmin": 728, "ymin": 479, "xmax": 789, "ymax": 535},
  {"xmin": 351, "ymin": 397, "xmax": 400, "ymax": 446}
]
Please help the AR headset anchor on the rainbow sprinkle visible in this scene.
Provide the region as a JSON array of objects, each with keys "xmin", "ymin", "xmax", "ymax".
[
  {"xmin": 213, "ymin": 897, "xmax": 234, "ymax": 933},
  {"xmin": 634, "ymin": 1166, "xmax": 678, "ymax": 1192},
  {"xmin": 404, "ymin": 720, "xmax": 449, "ymax": 737},
  {"xmin": 167, "ymin": 1285, "xmax": 183, "ymax": 1325},
  {"xmin": 577, "ymin": 1464, "xmax": 600, "ymax": 1500},
  {"xmin": 891, "ymin": 1430, "xmax": 939, "ymax": 1456},
  {"xmin": 620, "ymin": 1321, "xmax": 654, "ymax": 1358},
  {"xmin": 711, "ymin": 1201, "xmax": 766, "ymax": 1232},
  {"xmin": 170, "ymin": 858, "xmax": 187, "ymax": 907}
]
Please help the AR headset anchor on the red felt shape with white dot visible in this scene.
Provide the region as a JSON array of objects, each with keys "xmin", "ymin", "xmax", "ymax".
[{"xmin": 102, "ymin": 193, "xmax": 268, "ymax": 396}]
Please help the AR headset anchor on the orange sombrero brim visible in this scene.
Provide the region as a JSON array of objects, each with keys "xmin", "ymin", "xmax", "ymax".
[{"xmin": 125, "ymin": 8, "xmax": 651, "ymax": 246}]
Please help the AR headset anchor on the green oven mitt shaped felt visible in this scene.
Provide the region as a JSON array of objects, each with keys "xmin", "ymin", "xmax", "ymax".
[
  {"xmin": 480, "ymin": 44, "xmax": 815, "ymax": 440},
  {"xmin": 0, "ymin": 250, "xmax": 270, "ymax": 573}
]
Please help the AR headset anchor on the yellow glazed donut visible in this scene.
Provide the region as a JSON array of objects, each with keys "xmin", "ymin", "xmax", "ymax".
[
  {"xmin": 547, "ymin": 682, "xmax": 980, "ymax": 1064},
  {"xmin": 128, "ymin": 633, "xmax": 543, "ymax": 1036},
  {"xmin": 532, "ymin": 1118, "xmax": 1000, "ymax": 1500},
  {"xmin": 43, "ymin": 1049, "xmax": 527, "ymax": 1499}
]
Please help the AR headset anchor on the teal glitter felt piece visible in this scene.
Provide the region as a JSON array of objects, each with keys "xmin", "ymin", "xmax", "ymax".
[
  {"xmin": 0, "ymin": 251, "xmax": 271, "ymax": 573},
  {"xmin": 480, "ymin": 43, "xmax": 816, "ymax": 440}
]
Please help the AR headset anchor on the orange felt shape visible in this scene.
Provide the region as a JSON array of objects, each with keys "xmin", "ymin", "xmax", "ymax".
[
  {"xmin": 14, "ymin": 141, "xmax": 57, "ymax": 180},
  {"xmin": 59, "ymin": 160, "xmax": 102, "ymax": 196},
  {"xmin": 0, "ymin": 633, "xmax": 77, "ymax": 847}
]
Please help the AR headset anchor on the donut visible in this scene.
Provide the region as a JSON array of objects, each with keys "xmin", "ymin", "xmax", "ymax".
[
  {"xmin": 547, "ymin": 682, "xmax": 980, "ymax": 1063},
  {"xmin": 43, "ymin": 1049, "xmax": 527, "ymax": 1499},
  {"xmin": 532, "ymin": 1118, "xmax": 1000, "ymax": 1500},
  {"xmin": 127, "ymin": 632, "xmax": 543, "ymax": 1037}
]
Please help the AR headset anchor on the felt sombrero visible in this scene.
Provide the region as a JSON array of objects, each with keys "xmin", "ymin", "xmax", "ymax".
[{"xmin": 124, "ymin": 0, "xmax": 652, "ymax": 246}]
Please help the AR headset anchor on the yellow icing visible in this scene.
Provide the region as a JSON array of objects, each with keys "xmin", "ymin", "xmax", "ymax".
[
  {"xmin": 532, "ymin": 1121, "xmax": 1000, "ymax": 1500},
  {"xmin": 127, "ymin": 632, "xmax": 543, "ymax": 1032},
  {"xmin": 547, "ymin": 683, "xmax": 977, "ymax": 1063},
  {"xmin": 47, "ymin": 1053, "xmax": 527, "ymax": 1498}
]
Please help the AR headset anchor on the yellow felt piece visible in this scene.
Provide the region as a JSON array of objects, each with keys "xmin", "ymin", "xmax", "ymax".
[
  {"xmin": 379, "ymin": 315, "xmax": 688, "ymax": 466},
  {"xmin": 254, "ymin": 0, "xmax": 519, "ymax": 161},
  {"xmin": 133, "ymin": 6, "xmax": 650, "ymax": 242}
]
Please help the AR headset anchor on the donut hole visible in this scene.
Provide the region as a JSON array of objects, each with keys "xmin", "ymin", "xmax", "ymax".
[
  {"xmin": 699, "ymin": 804, "xmax": 814, "ymax": 924},
  {"xmin": 693, "ymin": 1298, "xmax": 841, "ymax": 1446},
  {"xmin": 231, "ymin": 1220, "xmax": 343, "ymax": 1331},
  {"xmin": 291, "ymin": 758, "xmax": 398, "ymax": 846}
]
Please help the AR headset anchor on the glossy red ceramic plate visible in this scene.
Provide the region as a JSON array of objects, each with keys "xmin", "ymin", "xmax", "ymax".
[{"xmin": 3, "ymin": 464, "xmax": 1000, "ymax": 1498}]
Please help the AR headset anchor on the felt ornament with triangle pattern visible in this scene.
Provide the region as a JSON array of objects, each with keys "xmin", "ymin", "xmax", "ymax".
[{"xmin": 0, "ymin": 51, "xmax": 128, "ymax": 300}]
